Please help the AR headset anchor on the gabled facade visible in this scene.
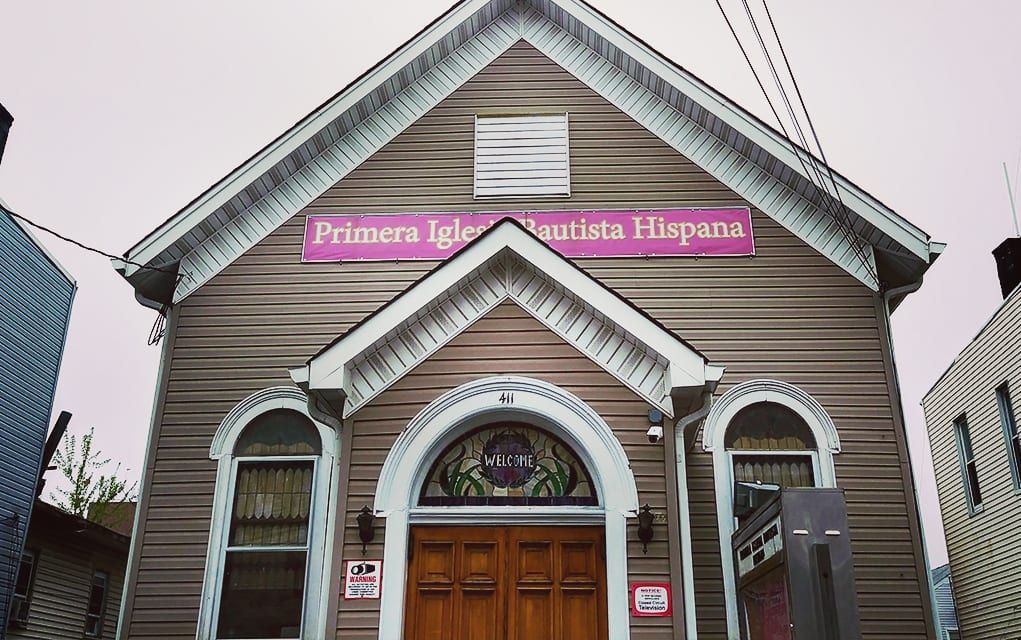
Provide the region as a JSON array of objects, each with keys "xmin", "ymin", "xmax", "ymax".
[
  {"xmin": 0, "ymin": 112, "xmax": 77, "ymax": 629},
  {"xmin": 923, "ymin": 243, "xmax": 1021, "ymax": 640},
  {"xmin": 115, "ymin": 2, "xmax": 941, "ymax": 638}
]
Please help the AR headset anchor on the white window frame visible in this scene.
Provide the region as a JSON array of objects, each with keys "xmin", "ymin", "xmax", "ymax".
[
  {"xmin": 703, "ymin": 379, "xmax": 840, "ymax": 640},
  {"xmin": 729, "ymin": 449, "xmax": 822, "ymax": 488},
  {"xmin": 197, "ymin": 386, "xmax": 339, "ymax": 640},
  {"xmin": 996, "ymin": 383, "xmax": 1021, "ymax": 493},
  {"xmin": 83, "ymin": 569, "xmax": 109, "ymax": 638},
  {"xmin": 953, "ymin": 415, "xmax": 983, "ymax": 515}
]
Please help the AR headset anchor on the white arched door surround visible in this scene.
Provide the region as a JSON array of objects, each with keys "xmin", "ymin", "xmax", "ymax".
[
  {"xmin": 373, "ymin": 375, "xmax": 640, "ymax": 640},
  {"xmin": 702, "ymin": 379, "xmax": 840, "ymax": 639},
  {"xmin": 198, "ymin": 386, "xmax": 340, "ymax": 640}
]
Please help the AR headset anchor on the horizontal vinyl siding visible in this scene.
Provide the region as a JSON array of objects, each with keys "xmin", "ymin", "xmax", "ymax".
[
  {"xmin": 341, "ymin": 303, "xmax": 675, "ymax": 638},
  {"xmin": 922, "ymin": 293, "xmax": 1021, "ymax": 639},
  {"xmin": 8, "ymin": 532, "xmax": 125, "ymax": 640},
  {"xmin": 0, "ymin": 212, "xmax": 74, "ymax": 622},
  {"xmin": 125, "ymin": 42, "xmax": 929, "ymax": 639}
]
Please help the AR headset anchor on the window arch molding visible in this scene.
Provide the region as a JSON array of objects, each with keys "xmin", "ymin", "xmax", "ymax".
[
  {"xmin": 208, "ymin": 385, "xmax": 338, "ymax": 459},
  {"xmin": 703, "ymin": 378, "xmax": 840, "ymax": 455},
  {"xmin": 198, "ymin": 386, "xmax": 339, "ymax": 640},
  {"xmin": 702, "ymin": 378, "xmax": 841, "ymax": 640}
]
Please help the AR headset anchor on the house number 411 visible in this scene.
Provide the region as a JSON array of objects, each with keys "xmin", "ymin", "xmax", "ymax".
[{"xmin": 498, "ymin": 392, "xmax": 515, "ymax": 404}]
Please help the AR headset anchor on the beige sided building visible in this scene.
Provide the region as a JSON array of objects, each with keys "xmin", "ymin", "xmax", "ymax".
[
  {"xmin": 112, "ymin": 1, "xmax": 947, "ymax": 638},
  {"xmin": 923, "ymin": 237, "xmax": 1021, "ymax": 639}
]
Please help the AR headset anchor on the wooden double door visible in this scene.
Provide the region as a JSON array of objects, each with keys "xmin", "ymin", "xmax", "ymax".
[{"xmin": 404, "ymin": 526, "xmax": 608, "ymax": 640}]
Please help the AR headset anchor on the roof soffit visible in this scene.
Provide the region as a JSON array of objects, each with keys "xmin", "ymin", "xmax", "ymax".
[
  {"xmin": 299, "ymin": 221, "xmax": 717, "ymax": 418},
  {"xmin": 120, "ymin": 0, "xmax": 938, "ymax": 303}
]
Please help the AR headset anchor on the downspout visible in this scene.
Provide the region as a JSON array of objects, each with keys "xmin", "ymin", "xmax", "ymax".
[
  {"xmin": 882, "ymin": 278, "xmax": 942, "ymax": 640},
  {"xmin": 674, "ymin": 390, "xmax": 715, "ymax": 640}
]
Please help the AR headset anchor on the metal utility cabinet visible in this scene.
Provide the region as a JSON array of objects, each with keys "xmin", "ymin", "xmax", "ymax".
[{"xmin": 732, "ymin": 488, "xmax": 862, "ymax": 640}]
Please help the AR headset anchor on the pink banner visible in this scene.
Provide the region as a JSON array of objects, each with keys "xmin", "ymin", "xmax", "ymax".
[{"xmin": 301, "ymin": 208, "xmax": 753, "ymax": 262}]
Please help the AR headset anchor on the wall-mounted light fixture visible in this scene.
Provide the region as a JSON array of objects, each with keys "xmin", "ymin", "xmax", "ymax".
[
  {"xmin": 637, "ymin": 503, "xmax": 655, "ymax": 554},
  {"xmin": 357, "ymin": 505, "xmax": 376, "ymax": 555}
]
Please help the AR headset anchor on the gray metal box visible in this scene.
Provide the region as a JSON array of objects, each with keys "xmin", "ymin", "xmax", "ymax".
[{"xmin": 732, "ymin": 488, "xmax": 862, "ymax": 640}]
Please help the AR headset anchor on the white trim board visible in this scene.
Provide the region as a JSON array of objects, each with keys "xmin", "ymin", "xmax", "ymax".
[
  {"xmin": 117, "ymin": 0, "xmax": 940, "ymax": 303},
  {"xmin": 294, "ymin": 220, "xmax": 723, "ymax": 418},
  {"xmin": 372, "ymin": 376, "xmax": 639, "ymax": 640}
]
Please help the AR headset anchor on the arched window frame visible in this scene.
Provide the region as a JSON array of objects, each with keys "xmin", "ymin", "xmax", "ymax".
[
  {"xmin": 197, "ymin": 386, "xmax": 339, "ymax": 640},
  {"xmin": 702, "ymin": 379, "xmax": 840, "ymax": 640}
]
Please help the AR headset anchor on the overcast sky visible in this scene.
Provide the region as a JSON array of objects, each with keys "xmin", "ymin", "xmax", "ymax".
[{"xmin": 4, "ymin": 1, "xmax": 1021, "ymax": 565}]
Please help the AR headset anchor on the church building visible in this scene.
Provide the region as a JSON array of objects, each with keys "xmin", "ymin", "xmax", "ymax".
[{"xmin": 114, "ymin": 1, "xmax": 943, "ymax": 638}]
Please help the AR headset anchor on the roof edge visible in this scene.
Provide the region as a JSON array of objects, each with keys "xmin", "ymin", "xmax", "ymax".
[
  {"xmin": 1, "ymin": 197, "xmax": 77, "ymax": 287},
  {"xmin": 559, "ymin": 0, "xmax": 933, "ymax": 259},
  {"xmin": 122, "ymin": 0, "xmax": 489, "ymax": 273}
]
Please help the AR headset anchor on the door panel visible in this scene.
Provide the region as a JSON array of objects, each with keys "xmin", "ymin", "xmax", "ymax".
[
  {"xmin": 405, "ymin": 526, "xmax": 606, "ymax": 640},
  {"xmin": 406, "ymin": 529, "xmax": 504, "ymax": 640}
]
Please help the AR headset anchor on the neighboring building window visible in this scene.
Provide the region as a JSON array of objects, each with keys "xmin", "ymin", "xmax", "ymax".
[
  {"xmin": 199, "ymin": 393, "xmax": 338, "ymax": 640},
  {"xmin": 474, "ymin": 113, "xmax": 570, "ymax": 198},
  {"xmin": 8, "ymin": 549, "xmax": 37, "ymax": 628},
  {"xmin": 997, "ymin": 384, "xmax": 1021, "ymax": 491},
  {"xmin": 953, "ymin": 416, "xmax": 982, "ymax": 513},
  {"xmin": 83, "ymin": 570, "xmax": 109, "ymax": 637}
]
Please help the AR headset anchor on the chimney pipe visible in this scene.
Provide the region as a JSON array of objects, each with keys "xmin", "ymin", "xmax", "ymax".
[{"xmin": 993, "ymin": 237, "xmax": 1021, "ymax": 299}]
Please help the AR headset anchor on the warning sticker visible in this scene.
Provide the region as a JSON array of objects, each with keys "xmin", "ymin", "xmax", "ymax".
[
  {"xmin": 630, "ymin": 582, "xmax": 672, "ymax": 617},
  {"xmin": 344, "ymin": 560, "xmax": 382, "ymax": 600}
]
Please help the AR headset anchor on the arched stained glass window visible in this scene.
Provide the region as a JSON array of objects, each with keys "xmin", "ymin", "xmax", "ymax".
[
  {"xmin": 725, "ymin": 403, "xmax": 815, "ymax": 450},
  {"xmin": 234, "ymin": 409, "xmax": 322, "ymax": 456},
  {"xmin": 219, "ymin": 408, "xmax": 322, "ymax": 639},
  {"xmin": 419, "ymin": 423, "xmax": 597, "ymax": 506},
  {"xmin": 725, "ymin": 402, "xmax": 817, "ymax": 490}
]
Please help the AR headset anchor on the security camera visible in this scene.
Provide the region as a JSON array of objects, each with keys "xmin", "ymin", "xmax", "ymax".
[{"xmin": 647, "ymin": 409, "xmax": 664, "ymax": 444}]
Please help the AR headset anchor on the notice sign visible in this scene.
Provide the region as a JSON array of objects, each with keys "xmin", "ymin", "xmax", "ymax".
[
  {"xmin": 302, "ymin": 208, "xmax": 754, "ymax": 262},
  {"xmin": 630, "ymin": 582, "xmax": 672, "ymax": 617},
  {"xmin": 343, "ymin": 560, "xmax": 382, "ymax": 600}
]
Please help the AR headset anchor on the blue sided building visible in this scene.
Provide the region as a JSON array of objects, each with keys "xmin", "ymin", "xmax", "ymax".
[{"xmin": 0, "ymin": 103, "xmax": 76, "ymax": 632}]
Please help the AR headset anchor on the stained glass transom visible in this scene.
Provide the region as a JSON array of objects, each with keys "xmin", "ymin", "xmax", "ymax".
[
  {"xmin": 419, "ymin": 423, "xmax": 597, "ymax": 506},
  {"xmin": 724, "ymin": 402, "xmax": 816, "ymax": 451}
]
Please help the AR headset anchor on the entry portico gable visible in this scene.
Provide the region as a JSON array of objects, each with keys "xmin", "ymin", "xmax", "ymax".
[{"xmin": 290, "ymin": 218, "xmax": 725, "ymax": 419}]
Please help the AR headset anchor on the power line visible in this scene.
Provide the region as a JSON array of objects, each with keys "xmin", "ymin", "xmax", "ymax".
[
  {"xmin": 738, "ymin": 0, "xmax": 875, "ymax": 278},
  {"xmin": 714, "ymin": 0, "xmax": 879, "ymax": 285},
  {"xmin": 758, "ymin": 0, "xmax": 861, "ymax": 241},
  {"xmin": 0, "ymin": 204, "xmax": 177, "ymax": 276},
  {"xmin": 1, "ymin": 203, "xmax": 177, "ymax": 345},
  {"xmin": 738, "ymin": 0, "xmax": 874, "ymax": 279}
]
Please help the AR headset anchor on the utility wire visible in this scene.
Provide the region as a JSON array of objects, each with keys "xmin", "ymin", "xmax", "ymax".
[
  {"xmin": 738, "ymin": 0, "xmax": 874, "ymax": 278},
  {"xmin": 759, "ymin": 0, "xmax": 864, "ymax": 245},
  {"xmin": 738, "ymin": 0, "xmax": 875, "ymax": 278},
  {"xmin": 0, "ymin": 203, "xmax": 177, "ymax": 276},
  {"xmin": 1, "ymin": 203, "xmax": 179, "ymax": 345},
  {"xmin": 715, "ymin": 0, "xmax": 878, "ymax": 284}
]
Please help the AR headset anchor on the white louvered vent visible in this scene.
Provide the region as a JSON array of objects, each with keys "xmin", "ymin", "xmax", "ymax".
[{"xmin": 474, "ymin": 113, "xmax": 570, "ymax": 198}]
